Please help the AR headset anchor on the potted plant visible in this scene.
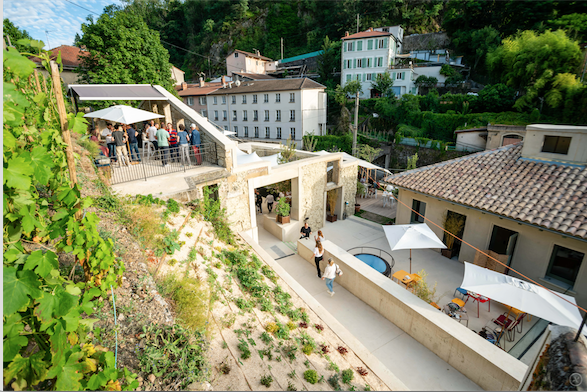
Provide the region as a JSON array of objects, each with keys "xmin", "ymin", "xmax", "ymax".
[
  {"xmin": 326, "ymin": 189, "xmax": 338, "ymax": 222},
  {"xmin": 355, "ymin": 181, "xmax": 366, "ymax": 213},
  {"xmin": 275, "ymin": 197, "xmax": 290, "ymax": 224},
  {"xmin": 441, "ymin": 212, "xmax": 465, "ymax": 259}
]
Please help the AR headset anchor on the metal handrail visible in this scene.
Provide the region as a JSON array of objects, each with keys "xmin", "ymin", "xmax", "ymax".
[{"xmin": 347, "ymin": 246, "xmax": 395, "ymax": 276}]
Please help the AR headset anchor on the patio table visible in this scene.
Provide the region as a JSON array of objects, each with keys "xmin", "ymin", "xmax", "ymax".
[
  {"xmin": 391, "ymin": 270, "xmax": 421, "ymax": 287},
  {"xmin": 466, "ymin": 291, "xmax": 491, "ymax": 318}
]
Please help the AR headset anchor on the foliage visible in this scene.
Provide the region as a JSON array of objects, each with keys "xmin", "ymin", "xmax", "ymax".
[
  {"xmin": 237, "ymin": 338, "xmax": 252, "ymax": 359},
  {"xmin": 477, "ymin": 84, "xmax": 516, "ymax": 112},
  {"xmin": 415, "ymin": 75, "xmax": 438, "ymax": 88},
  {"xmin": 302, "ymin": 132, "xmax": 318, "ymax": 152},
  {"xmin": 137, "ymin": 324, "xmax": 207, "ymax": 389},
  {"xmin": 357, "ymin": 181, "xmax": 366, "ymax": 198},
  {"xmin": 265, "ymin": 322, "xmax": 279, "ymax": 334},
  {"xmin": 327, "ymin": 189, "xmax": 339, "ymax": 216},
  {"xmin": 191, "ymin": 185, "xmax": 234, "ymax": 245},
  {"xmin": 3, "ymin": 19, "xmax": 34, "ymax": 53},
  {"xmin": 442, "ymin": 212, "xmax": 465, "ymax": 249},
  {"xmin": 260, "ymin": 374, "xmax": 273, "ymax": 387},
  {"xmin": 336, "ymin": 80, "xmax": 362, "ymax": 104},
  {"xmin": 260, "ymin": 331, "xmax": 273, "ymax": 345},
  {"xmin": 157, "ymin": 274, "xmax": 209, "ymax": 331},
  {"xmin": 342, "ymin": 369, "xmax": 355, "ymax": 384},
  {"xmin": 358, "ymin": 144, "xmax": 382, "ymax": 163},
  {"xmin": 450, "ymin": 26, "xmax": 501, "ymax": 71},
  {"xmin": 304, "ymin": 369, "xmax": 319, "ymax": 384},
  {"xmin": 311, "ymin": 133, "xmax": 379, "ymax": 155},
  {"xmin": 326, "ymin": 355, "xmax": 339, "ymax": 372},
  {"xmin": 328, "ymin": 374, "xmax": 342, "ymax": 390},
  {"xmin": 412, "ymin": 269, "xmax": 439, "ymax": 304},
  {"xmin": 275, "ymin": 197, "xmax": 291, "ymax": 217},
  {"xmin": 407, "ymin": 153, "xmax": 418, "ymax": 170},
  {"xmin": 370, "ymin": 72, "xmax": 395, "ymax": 98},
  {"xmin": 278, "ymin": 136, "xmax": 298, "ymax": 163},
  {"xmin": 550, "ymin": 13, "xmax": 587, "ymax": 42},
  {"xmin": 317, "ymin": 36, "xmax": 341, "ymax": 85},
  {"xmin": 3, "ymin": 40, "xmax": 134, "ymax": 391},
  {"xmin": 75, "ymin": 6, "xmax": 175, "ymax": 108}
]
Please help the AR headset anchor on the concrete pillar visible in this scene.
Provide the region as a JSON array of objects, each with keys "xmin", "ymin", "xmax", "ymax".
[
  {"xmin": 385, "ymin": 153, "xmax": 390, "ymax": 169},
  {"xmin": 151, "ymin": 103, "xmax": 160, "ymax": 125},
  {"xmin": 162, "ymin": 102, "xmax": 172, "ymax": 126},
  {"xmin": 291, "ymin": 177, "xmax": 300, "ymax": 222}
]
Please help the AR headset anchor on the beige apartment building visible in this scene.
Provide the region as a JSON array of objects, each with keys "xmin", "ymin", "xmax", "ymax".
[
  {"xmin": 388, "ymin": 124, "xmax": 587, "ymax": 309},
  {"xmin": 226, "ymin": 49, "xmax": 278, "ymax": 76}
]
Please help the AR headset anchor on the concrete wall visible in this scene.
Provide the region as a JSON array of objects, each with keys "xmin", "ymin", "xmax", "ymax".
[
  {"xmin": 396, "ymin": 188, "xmax": 587, "ymax": 309},
  {"xmin": 522, "ymin": 125, "xmax": 587, "ymax": 165},
  {"xmin": 456, "ymin": 131, "xmax": 487, "ymax": 151},
  {"xmin": 486, "ymin": 125, "xmax": 526, "ymax": 150},
  {"xmin": 297, "ymin": 239, "xmax": 528, "ymax": 391},
  {"xmin": 301, "ymin": 89, "xmax": 327, "ymax": 136},
  {"xmin": 226, "ymin": 53, "xmax": 246, "ymax": 76}
]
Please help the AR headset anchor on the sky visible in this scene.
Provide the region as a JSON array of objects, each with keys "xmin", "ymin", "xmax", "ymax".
[{"xmin": 4, "ymin": 0, "xmax": 123, "ymax": 49}]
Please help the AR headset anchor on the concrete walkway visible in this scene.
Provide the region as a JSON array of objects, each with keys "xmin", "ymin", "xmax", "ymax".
[{"xmin": 258, "ymin": 222, "xmax": 482, "ymax": 391}]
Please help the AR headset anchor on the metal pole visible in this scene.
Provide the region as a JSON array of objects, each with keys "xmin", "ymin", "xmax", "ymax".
[
  {"xmin": 281, "ymin": 38, "xmax": 284, "ymax": 60},
  {"xmin": 356, "ymin": 13, "xmax": 359, "ymax": 33},
  {"xmin": 352, "ymin": 90, "xmax": 359, "ymax": 157},
  {"xmin": 574, "ymin": 312, "xmax": 587, "ymax": 342}
]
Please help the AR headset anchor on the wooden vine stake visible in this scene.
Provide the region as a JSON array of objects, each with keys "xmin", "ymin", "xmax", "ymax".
[{"xmin": 50, "ymin": 60, "xmax": 82, "ymax": 220}]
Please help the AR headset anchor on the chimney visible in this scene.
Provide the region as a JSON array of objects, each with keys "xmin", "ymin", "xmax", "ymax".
[
  {"xmin": 199, "ymin": 77, "xmax": 205, "ymax": 87},
  {"xmin": 345, "ymin": 31, "xmax": 349, "ymax": 37},
  {"xmin": 368, "ymin": 27, "xmax": 373, "ymax": 32},
  {"xmin": 181, "ymin": 82, "xmax": 187, "ymax": 91},
  {"xmin": 255, "ymin": 49, "xmax": 260, "ymax": 56},
  {"xmin": 221, "ymin": 75, "xmax": 226, "ymax": 88}
]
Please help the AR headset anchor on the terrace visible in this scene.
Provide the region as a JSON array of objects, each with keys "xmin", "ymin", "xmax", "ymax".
[{"xmin": 251, "ymin": 215, "xmax": 541, "ymax": 390}]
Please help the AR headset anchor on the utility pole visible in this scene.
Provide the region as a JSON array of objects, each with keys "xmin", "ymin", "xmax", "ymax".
[
  {"xmin": 352, "ymin": 90, "xmax": 359, "ymax": 157},
  {"xmin": 208, "ymin": 57, "xmax": 211, "ymax": 79},
  {"xmin": 581, "ymin": 44, "xmax": 587, "ymax": 83},
  {"xmin": 45, "ymin": 30, "xmax": 51, "ymax": 49},
  {"xmin": 356, "ymin": 14, "xmax": 360, "ymax": 33},
  {"xmin": 280, "ymin": 37, "xmax": 284, "ymax": 60}
]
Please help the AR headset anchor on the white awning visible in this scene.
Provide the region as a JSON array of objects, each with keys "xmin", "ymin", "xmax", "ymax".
[{"xmin": 69, "ymin": 84, "xmax": 167, "ymax": 101}]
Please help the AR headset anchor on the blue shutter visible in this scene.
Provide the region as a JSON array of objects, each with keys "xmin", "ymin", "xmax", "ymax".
[
  {"xmin": 367, "ymin": 39, "xmax": 373, "ymax": 50},
  {"xmin": 384, "ymin": 37, "xmax": 388, "ymax": 48},
  {"xmin": 353, "ymin": 58, "xmax": 356, "ymax": 68},
  {"xmin": 344, "ymin": 42, "xmax": 347, "ymax": 52}
]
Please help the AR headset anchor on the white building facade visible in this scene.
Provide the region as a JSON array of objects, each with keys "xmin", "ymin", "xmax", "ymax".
[
  {"xmin": 207, "ymin": 78, "xmax": 327, "ymax": 144},
  {"xmin": 226, "ymin": 50, "xmax": 278, "ymax": 76},
  {"xmin": 341, "ymin": 26, "xmax": 404, "ymax": 98}
]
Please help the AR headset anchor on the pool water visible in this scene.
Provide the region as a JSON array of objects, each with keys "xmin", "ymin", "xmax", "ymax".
[{"xmin": 355, "ymin": 253, "xmax": 389, "ymax": 274}]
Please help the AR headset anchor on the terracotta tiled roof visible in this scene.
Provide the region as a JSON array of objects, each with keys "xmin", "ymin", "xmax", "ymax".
[
  {"xmin": 208, "ymin": 78, "xmax": 325, "ymax": 95},
  {"xmin": 386, "ymin": 143, "xmax": 587, "ymax": 240},
  {"xmin": 176, "ymin": 82, "xmax": 223, "ymax": 97},
  {"xmin": 233, "ymin": 72, "xmax": 277, "ymax": 80},
  {"xmin": 30, "ymin": 45, "xmax": 87, "ymax": 68},
  {"xmin": 342, "ymin": 31, "xmax": 391, "ymax": 40}
]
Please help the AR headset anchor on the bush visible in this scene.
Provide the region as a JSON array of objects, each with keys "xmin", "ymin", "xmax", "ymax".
[
  {"xmin": 341, "ymin": 369, "xmax": 355, "ymax": 384},
  {"xmin": 304, "ymin": 370, "xmax": 319, "ymax": 384},
  {"xmin": 157, "ymin": 274, "xmax": 209, "ymax": 331}
]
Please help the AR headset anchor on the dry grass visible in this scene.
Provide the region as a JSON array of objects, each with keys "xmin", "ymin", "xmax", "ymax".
[
  {"xmin": 158, "ymin": 273, "xmax": 210, "ymax": 332},
  {"xmin": 124, "ymin": 204, "xmax": 166, "ymax": 249}
]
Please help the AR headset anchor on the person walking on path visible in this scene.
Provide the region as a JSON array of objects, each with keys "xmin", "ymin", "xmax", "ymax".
[
  {"xmin": 125, "ymin": 124, "xmax": 141, "ymax": 162},
  {"xmin": 112, "ymin": 125, "xmax": 129, "ymax": 166},
  {"xmin": 189, "ymin": 123, "xmax": 202, "ymax": 165},
  {"xmin": 156, "ymin": 125, "xmax": 170, "ymax": 166},
  {"xmin": 314, "ymin": 241, "xmax": 325, "ymax": 278},
  {"xmin": 322, "ymin": 258, "xmax": 337, "ymax": 296},
  {"xmin": 300, "ymin": 222, "xmax": 312, "ymax": 240},
  {"xmin": 177, "ymin": 124, "xmax": 191, "ymax": 166},
  {"xmin": 314, "ymin": 230, "xmax": 324, "ymax": 243},
  {"xmin": 266, "ymin": 193, "xmax": 275, "ymax": 213}
]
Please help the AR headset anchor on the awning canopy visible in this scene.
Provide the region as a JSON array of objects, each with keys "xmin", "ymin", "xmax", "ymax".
[
  {"xmin": 314, "ymin": 150, "xmax": 392, "ymax": 175},
  {"xmin": 68, "ymin": 84, "xmax": 167, "ymax": 101}
]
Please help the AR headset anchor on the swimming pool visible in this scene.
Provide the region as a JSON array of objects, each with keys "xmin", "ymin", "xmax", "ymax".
[{"xmin": 355, "ymin": 253, "xmax": 392, "ymax": 277}]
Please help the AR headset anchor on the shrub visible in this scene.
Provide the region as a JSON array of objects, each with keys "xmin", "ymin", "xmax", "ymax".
[
  {"xmin": 157, "ymin": 274, "xmax": 209, "ymax": 331},
  {"xmin": 265, "ymin": 322, "xmax": 278, "ymax": 334},
  {"xmin": 304, "ymin": 370, "xmax": 319, "ymax": 384},
  {"xmin": 286, "ymin": 321, "xmax": 297, "ymax": 331},
  {"xmin": 302, "ymin": 344, "xmax": 314, "ymax": 355},
  {"xmin": 260, "ymin": 374, "xmax": 273, "ymax": 387},
  {"xmin": 238, "ymin": 338, "xmax": 251, "ymax": 359},
  {"xmin": 342, "ymin": 369, "xmax": 355, "ymax": 384}
]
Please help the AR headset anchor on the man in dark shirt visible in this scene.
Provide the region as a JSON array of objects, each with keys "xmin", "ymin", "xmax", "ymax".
[
  {"xmin": 300, "ymin": 222, "xmax": 312, "ymax": 240},
  {"xmin": 112, "ymin": 124, "xmax": 129, "ymax": 166},
  {"xmin": 125, "ymin": 124, "xmax": 140, "ymax": 162},
  {"xmin": 190, "ymin": 123, "xmax": 202, "ymax": 165}
]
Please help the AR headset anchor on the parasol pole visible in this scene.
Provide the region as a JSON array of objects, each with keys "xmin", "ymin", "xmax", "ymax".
[{"xmin": 409, "ymin": 248, "xmax": 412, "ymax": 274}]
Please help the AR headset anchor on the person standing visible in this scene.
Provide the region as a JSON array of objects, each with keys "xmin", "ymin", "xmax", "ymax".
[
  {"xmin": 112, "ymin": 125, "xmax": 129, "ymax": 166},
  {"xmin": 156, "ymin": 124, "xmax": 170, "ymax": 166},
  {"xmin": 321, "ymin": 258, "xmax": 337, "ymax": 296},
  {"xmin": 300, "ymin": 222, "xmax": 312, "ymax": 240},
  {"xmin": 255, "ymin": 189, "xmax": 263, "ymax": 213},
  {"xmin": 102, "ymin": 123, "xmax": 116, "ymax": 162},
  {"xmin": 125, "ymin": 124, "xmax": 140, "ymax": 162},
  {"xmin": 167, "ymin": 123, "xmax": 178, "ymax": 162},
  {"xmin": 189, "ymin": 123, "xmax": 202, "ymax": 165},
  {"xmin": 266, "ymin": 193, "xmax": 275, "ymax": 213},
  {"xmin": 314, "ymin": 230, "xmax": 325, "ymax": 243},
  {"xmin": 177, "ymin": 124, "xmax": 191, "ymax": 166},
  {"xmin": 147, "ymin": 121, "xmax": 158, "ymax": 151},
  {"xmin": 314, "ymin": 241, "xmax": 325, "ymax": 278}
]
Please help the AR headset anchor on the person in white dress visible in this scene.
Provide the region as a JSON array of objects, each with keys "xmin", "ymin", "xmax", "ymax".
[{"xmin": 322, "ymin": 258, "xmax": 337, "ymax": 296}]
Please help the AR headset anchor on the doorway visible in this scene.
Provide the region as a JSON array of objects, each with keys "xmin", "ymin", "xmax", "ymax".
[
  {"xmin": 442, "ymin": 210, "xmax": 466, "ymax": 258},
  {"xmin": 488, "ymin": 225, "xmax": 518, "ymax": 272}
]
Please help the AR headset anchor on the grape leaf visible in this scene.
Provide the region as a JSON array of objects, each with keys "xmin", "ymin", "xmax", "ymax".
[
  {"xmin": 3, "ymin": 313, "xmax": 28, "ymax": 362},
  {"xmin": 62, "ymin": 308, "xmax": 81, "ymax": 332},
  {"xmin": 24, "ymin": 250, "xmax": 58, "ymax": 279},
  {"xmin": 3, "ymin": 47, "xmax": 36, "ymax": 77},
  {"xmin": 3, "ymin": 267, "xmax": 43, "ymax": 316},
  {"xmin": 29, "ymin": 146, "xmax": 54, "ymax": 185},
  {"xmin": 47, "ymin": 351, "xmax": 85, "ymax": 391},
  {"xmin": 48, "ymin": 323, "xmax": 68, "ymax": 369},
  {"xmin": 4, "ymin": 156, "xmax": 32, "ymax": 190},
  {"xmin": 35, "ymin": 286, "xmax": 77, "ymax": 323},
  {"xmin": 4, "ymin": 127, "xmax": 17, "ymax": 150},
  {"xmin": 3, "ymin": 352, "xmax": 48, "ymax": 389},
  {"xmin": 87, "ymin": 372, "xmax": 108, "ymax": 390}
]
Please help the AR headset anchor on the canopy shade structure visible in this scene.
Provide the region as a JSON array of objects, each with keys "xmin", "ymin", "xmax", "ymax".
[
  {"xmin": 223, "ymin": 130, "xmax": 237, "ymax": 136},
  {"xmin": 69, "ymin": 84, "xmax": 167, "ymax": 101},
  {"xmin": 461, "ymin": 262, "xmax": 587, "ymax": 337},
  {"xmin": 314, "ymin": 150, "xmax": 392, "ymax": 175},
  {"xmin": 84, "ymin": 105, "xmax": 164, "ymax": 125},
  {"xmin": 259, "ymin": 153, "xmax": 280, "ymax": 167},
  {"xmin": 235, "ymin": 149, "xmax": 264, "ymax": 166},
  {"xmin": 383, "ymin": 223, "xmax": 447, "ymax": 273}
]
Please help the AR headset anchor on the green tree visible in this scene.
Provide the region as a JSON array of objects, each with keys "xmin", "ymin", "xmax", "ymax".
[
  {"xmin": 487, "ymin": 29, "xmax": 582, "ymax": 111},
  {"xmin": 371, "ymin": 72, "xmax": 394, "ymax": 97},
  {"xmin": 3, "ymin": 19, "xmax": 33, "ymax": 53},
  {"xmin": 317, "ymin": 36, "xmax": 341, "ymax": 85},
  {"xmin": 75, "ymin": 6, "xmax": 175, "ymax": 106},
  {"xmin": 477, "ymin": 83, "xmax": 516, "ymax": 112},
  {"xmin": 549, "ymin": 13, "xmax": 587, "ymax": 42}
]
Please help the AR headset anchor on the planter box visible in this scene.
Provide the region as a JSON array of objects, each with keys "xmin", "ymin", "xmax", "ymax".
[
  {"xmin": 277, "ymin": 215, "xmax": 290, "ymax": 224},
  {"xmin": 441, "ymin": 249, "xmax": 454, "ymax": 259},
  {"xmin": 355, "ymin": 204, "xmax": 361, "ymax": 213},
  {"xmin": 326, "ymin": 214, "xmax": 338, "ymax": 223}
]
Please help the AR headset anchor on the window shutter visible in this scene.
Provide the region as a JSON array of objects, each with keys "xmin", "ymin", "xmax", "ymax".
[
  {"xmin": 344, "ymin": 42, "xmax": 347, "ymax": 52},
  {"xmin": 367, "ymin": 39, "xmax": 373, "ymax": 50},
  {"xmin": 362, "ymin": 73, "xmax": 366, "ymax": 82},
  {"xmin": 353, "ymin": 58, "xmax": 356, "ymax": 68},
  {"xmin": 384, "ymin": 38, "xmax": 388, "ymax": 48},
  {"xmin": 362, "ymin": 58, "xmax": 366, "ymax": 68},
  {"xmin": 357, "ymin": 41, "xmax": 362, "ymax": 51},
  {"xmin": 392, "ymin": 72, "xmax": 396, "ymax": 79},
  {"xmin": 343, "ymin": 61, "xmax": 346, "ymax": 69},
  {"xmin": 402, "ymin": 72, "xmax": 405, "ymax": 80}
]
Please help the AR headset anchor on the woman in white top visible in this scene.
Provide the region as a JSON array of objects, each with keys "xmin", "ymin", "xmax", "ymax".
[
  {"xmin": 322, "ymin": 258, "xmax": 337, "ymax": 296},
  {"xmin": 314, "ymin": 230, "xmax": 325, "ymax": 243},
  {"xmin": 313, "ymin": 241, "xmax": 325, "ymax": 278}
]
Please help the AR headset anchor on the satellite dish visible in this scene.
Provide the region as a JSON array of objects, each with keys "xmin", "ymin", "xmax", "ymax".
[{"xmin": 235, "ymin": 80, "xmax": 241, "ymax": 87}]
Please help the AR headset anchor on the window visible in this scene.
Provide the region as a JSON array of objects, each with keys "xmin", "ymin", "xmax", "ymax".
[
  {"xmin": 378, "ymin": 38, "xmax": 385, "ymax": 49},
  {"xmin": 232, "ymin": 110, "xmax": 237, "ymax": 121},
  {"xmin": 243, "ymin": 110, "xmax": 248, "ymax": 121},
  {"xmin": 345, "ymin": 59, "xmax": 352, "ymax": 69},
  {"xmin": 355, "ymin": 74, "xmax": 361, "ymax": 81},
  {"xmin": 367, "ymin": 58, "xmax": 372, "ymax": 68},
  {"xmin": 264, "ymin": 110, "xmax": 270, "ymax": 121},
  {"xmin": 542, "ymin": 136, "xmax": 571, "ymax": 155},
  {"xmin": 396, "ymin": 72, "xmax": 403, "ymax": 80},
  {"xmin": 256, "ymin": 60, "xmax": 259, "ymax": 66},
  {"xmin": 187, "ymin": 97, "xmax": 194, "ymax": 106},
  {"xmin": 242, "ymin": 95, "xmax": 247, "ymax": 104},
  {"xmin": 277, "ymin": 127, "xmax": 282, "ymax": 139},
  {"xmin": 357, "ymin": 41, "xmax": 363, "ymax": 51},
  {"xmin": 347, "ymin": 41, "xmax": 354, "ymax": 51},
  {"xmin": 214, "ymin": 110, "xmax": 219, "ymax": 121},
  {"xmin": 199, "ymin": 97, "xmax": 207, "ymax": 105},
  {"xmin": 253, "ymin": 94, "xmax": 257, "ymax": 104},
  {"xmin": 290, "ymin": 127, "xmax": 296, "ymax": 140},
  {"xmin": 367, "ymin": 39, "xmax": 373, "ymax": 50},
  {"xmin": 275, "ymin": 110, "xmax": 281, "ymax": 122},
  {"xmin": 265, "ymin": 127, "xmax": 270, "ymax": 139},
  {"xmin": 201, "ymin": 110, "xmax": 207, "ymax": 117},
  {"xmin": 357, "ymin": 58, "xmax": 363, "ymax": 68},
  {"xmin": 234, "ymin": 126, "xmax": 238, "ymax": 135},
  {"xmin": 231, "ymin": 96, "xmax": 236, "ymax": 104},
  {"xmin": 222, "ymin": 96, "xmax": 226, "ymax": 104},
  {"xmin": 276, "ymin": 93, "xmax": 281, "ymax": 103},
  {"xmin": 213, "ymin": 96, "xmax": 217, "ymax": 105},
  {"xmin": 224, "ymin": 125, "xmax": 228, "ymax": 131},
  {"xmin": 289, "ymin": 93, "xmax": 295, "ymax": 103},
  {"xmin": 376, "ymin": 57, "xmax": 383, "ymax": 67},
  {"xmin": 346, "ymin": 74, "xmax": 352, "ymax": 82},
  {"xmin": 263, "ymin": 94, "xmax": 269, "ymax": 103},
  {"xmin": 366, "ymin": 73, "xmax": 373, "ymax": 81},
  {"xmin": 410, "ymin": 199, "xmax": 426, "ymax": 223},
  {"xmin": 253, "ymin": 110, "xmax": 258, "ymax": 121},
  {"xmin": 289, "ymin": 110, "xmax": 295, "ymax": 121},
  {"xmin": 235, "ymin": 52, "xmax": 239, "ymax": 58},
  {"xmin": 222, "ymin": 110, "xmax": 227, "ymax": 121},
  {"xmin": 546, "ymin": 245, "xmax": 584, "ymax": 286},
  {"xmin": 254, "ymin": 126, "xmax": 259, "ymax": 138},
  {"xmin": 244, "ymin": 126, "xmax": 249, "ymax": 137}
]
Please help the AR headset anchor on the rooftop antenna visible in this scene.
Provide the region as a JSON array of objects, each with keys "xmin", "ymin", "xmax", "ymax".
[{"xmin": 45, "ymin": 30, "xmax": 52, "ymax": 49}]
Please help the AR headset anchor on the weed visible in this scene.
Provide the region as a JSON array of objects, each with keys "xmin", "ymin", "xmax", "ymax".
[
  {"xmin": 300, "ymin": 309, "xmax": 310, "ymax": 323},
  {"xmin": 189, "ymin": 186, "xmax": 235, "ymax": 244},
  {"xmin": 265, "ymin": 322, "xmax": 278, "ymax": 334},
  {"xmin": 349, "ymin": 385, "xmax": 357, "ymax": 391},
  {"xmin": 220, "ymin": 314, "xmax": 236, "ymax": 329},
  {"xmin": 187, "ymin": 247, "xmax": 198, "ymax": 263},
  {"xmin": 337, "ymin": 346, "xmax": 348, "ymax": 355},
  {"xmin": 276, "ymin": 355, "xmax": 282, "ymax": 362},
  {"xmin": 304, "ymin": 369, "xmax": 318, "ymax": 384},
  {"xmin": 222, "ymin": 341, "xmax": 228, "ymax": 349},
  {"xmin": 286, "ymin": 321, "xmax": 297, "ymax": 331},
  {"xmin": 237, "ymin": 338, "xmax": 251, "ymax": 359},
  {"xmin": 298, "ymin": 322, "xmax": 308, "ymax": 329},
  {"xmin": 287, "ymin": 381, "xmax": 297, "ymax": 391},
  {"xmin": 320, "ymin": 344, "xmax": 330, "ymax": 354},
  {"xmin": 283, "ymin": 343, "xmax": 298, "ymax": 362},
  {"xmin": 168, "ymin": 258, "xmax": 178, "ymax": 266},
  {"xmin": 258, "ymin": 348, "xmax": 273, "ymax": 361},
  {"xmin": 261, "ymin": 265, "xmax": 277, "ymax": 283},
  {"xmin": 257, "ymin": 297, "xmax": 274, "ymax": 312},
  {"xmin": 156, "ymin": 274, "xmax": 208, "ymax": 331},
  {"xmin": 364, "ymin": 384, "xmax": 371, "ymax": 391},
  {"xmin": 357, "ymin": 367, "xmax": 369, "ymax": 376},
  {"xmin": 287, "ymin": 308, "xmax": 302, "ymax": 322},
  {"xmin": 159, "ymin": 229, "xmax": 181, "ymax": 256},
  {"xmin": 185, "ymin": 232, "xmax": 193, "ymax": 238},
  {"xmin": 234, "ymin": 297, "xmax": 254, "ymax": 312},
  {"xmin": 219, "ymin": 361, "xmax": 231, "ymax": 375},
  {"xmin": 314, "ymin": 324, "xmax": 324, "ymax": 333},
  {"xmin": 213, "ymin": 261, "xmax": 222, "ymax": 269},
  {"xmin": 275, "ymin": 322, "xmax": 290, "ymax": 340},
  {"xmin": 319, "ymin": 375, "xmax": 325, "ymax": 383},
  {"xmin": 260, "ymin": 331, "xmax": 273, "ymax": 345},
  {"xmin": 342, "ymin": 369, "xmax": 354, "ymax": 384},
  {"xmin": 328, "ymin": 374, "xmax": 342, "ymax": 391},
  {"xmin": 304, "ymin": 359, "xmax": 310, "ymax": 368},
  {"xmin": 260, "ymin": 374, "xmax": 273, "ymax": 388},
  {"xmin": 326, "ymin": 355, "xmax": 339, "ymax": 372},
  {"xmin": 302, "ymin": 344, "xmax": 314, "ymax": 355},
  {"xmin": 288, "ymin": 370, "xmax": 297, "ymax": 379}
]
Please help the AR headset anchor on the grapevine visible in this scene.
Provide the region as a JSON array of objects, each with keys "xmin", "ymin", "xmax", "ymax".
[{"xmin": 3, "ymin": 40, "xmax": 135, "ymax": 390}]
